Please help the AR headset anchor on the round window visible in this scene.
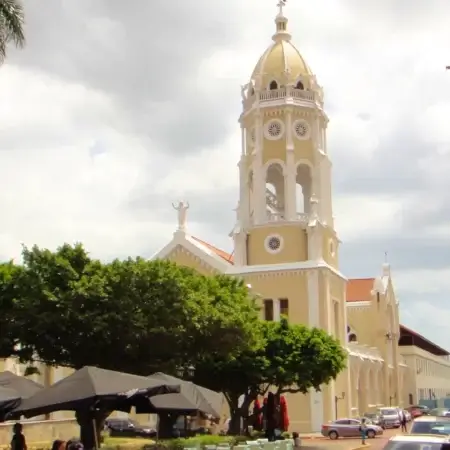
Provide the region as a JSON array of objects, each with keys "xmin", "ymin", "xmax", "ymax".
[
  {"xmin": 293, "ymin": 120, "xmax": 310, "ymax": 140},
  {"xmin": 264, "ymin": 120, "xmax": 284, "ymax": 140},
  {"xmin": 265, "ymin": 234, "xmax": 284, "ymax": 254}
]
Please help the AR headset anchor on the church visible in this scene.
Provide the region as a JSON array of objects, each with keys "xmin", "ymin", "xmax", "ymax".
[
  {"xmin": 2, "ymin": 1, "xmax": 450, "ymax": 438},
  {"xmin": 150, "ymin": 0, "xmax": 450, "ymax": 432}
]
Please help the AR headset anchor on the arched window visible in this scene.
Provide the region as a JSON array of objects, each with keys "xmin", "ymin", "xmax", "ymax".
[
  {"xmin": 348, "ymin": 333, "xmax": 358, "ymax": 342},
  {"xmin": 295, "ymin": 81, "xmax": 304, "ymax": 90},
  {"xmin": 269, "ymin": 80, "xmax": 278, "ymax": 90}
]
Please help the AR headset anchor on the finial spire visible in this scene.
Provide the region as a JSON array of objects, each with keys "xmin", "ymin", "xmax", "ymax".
[
  {"xmin": 273, "ymin": 0, "xmax": 291, "ymax": 42},
  {"xmin": 277, "ymin": 0, "xmax": 286, "ymax": 15}
]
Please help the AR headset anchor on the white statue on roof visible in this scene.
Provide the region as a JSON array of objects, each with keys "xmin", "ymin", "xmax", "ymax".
[{"xmin": 172, "ymin": 200, "xmax": 189, "ymax": 231}]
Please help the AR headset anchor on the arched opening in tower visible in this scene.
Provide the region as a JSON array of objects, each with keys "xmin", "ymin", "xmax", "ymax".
[
  {"xmin": 295, "ymin": 164, "xmax": 312, "ymax": 215},
  {"xmin": 265, "ymin": 163, "xmax": 285, "ymax": 220}
]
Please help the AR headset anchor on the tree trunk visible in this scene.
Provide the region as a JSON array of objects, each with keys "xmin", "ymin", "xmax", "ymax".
[
  {"xmin": 76, "ymin": 409, "xmax": 110, "ymax": 450},
  {"xmin": 158, "ymin": 412, "xmax": 178, "ymax": 439},
  {"xmin": 227, "ymin": 395, "xmax": 241, "ymax": 436}
]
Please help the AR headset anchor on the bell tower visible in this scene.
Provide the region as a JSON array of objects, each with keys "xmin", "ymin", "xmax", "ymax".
[{"xmin": 232, "ymin": 0, "xmax": 338, "ymax": 269}]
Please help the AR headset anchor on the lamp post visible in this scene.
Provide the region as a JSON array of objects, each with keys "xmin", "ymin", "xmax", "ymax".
[
  {"xmin": 389, "ymin": 393, "xmax": 396, "ymax": 406},
  {"xmin": 334, "ymin": 392, "xmax": 345, "ymax": 420}
]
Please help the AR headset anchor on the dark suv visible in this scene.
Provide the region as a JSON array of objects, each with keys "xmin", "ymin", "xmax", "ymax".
[{"xmin": 105, "ymin": 418, "xmax": 157, "ymax": 438}]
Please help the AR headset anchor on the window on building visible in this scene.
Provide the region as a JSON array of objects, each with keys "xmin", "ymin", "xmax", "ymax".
[
  {"xmin": 269, "ymin": 80, "xmax": 278, "ymax": 90},
  {"xmin": 280, "ymin": 298, "xmax": 289, "ymax": 318},
  {"xmin": 264, "ymin": 299, "xmax": 274, "ymax": 321}
]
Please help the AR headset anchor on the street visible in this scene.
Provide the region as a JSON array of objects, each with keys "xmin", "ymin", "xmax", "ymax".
[{"xmin": 307, "ymin": 428, "xmax": 402, "ymax": 450}]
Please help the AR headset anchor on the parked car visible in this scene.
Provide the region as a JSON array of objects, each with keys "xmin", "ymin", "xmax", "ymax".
[
  {"xmin": 382, "ymin": 434, "xmax": 450, "ymax": 450},
  {"xmin": 105, "ymin": 418, "xmax": 157, "ymax": 438},
  {"xmin": 378, "ymin": 407, "xmax": 401, "ymax": 428},
  {"xmin": 430, "ymin": 409, "xmax": 450, "ymax": 417},
  {"xmin": 409, "ymin": 416, "xmax": 450, "ymax": 435},
  {"xmin": 321, "ymin": 418, "xmax": 383, "ymax": 439},
  {"xmin": 363, "ymin": 413, "xmax": 386, "ymax": 429},
  {"xmin": 407, "ymin": 405, "xmax": 431, "ymax": 418}
]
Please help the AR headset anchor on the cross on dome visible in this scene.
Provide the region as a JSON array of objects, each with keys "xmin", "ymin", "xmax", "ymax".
[
  {"xmin": 273, "ymin": 0, "xmax": 290, "ymax": 41},
  {"xmin": 277, "ymin": 0, "xmax": 286, "ymax": 16}
]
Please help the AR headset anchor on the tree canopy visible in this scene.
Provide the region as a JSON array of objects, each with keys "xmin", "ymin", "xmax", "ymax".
[
  {"xmin": 0, "ymin": 0, "xmax": 25, "ymax": 63},
  {"xmin": 0, "ymin": 261, "xmax": 24, "ymax": 359},
  {"xmin": 5, "ymin": 243, "xmax": 261, "ymax": 375},
  {"xmin": 194, "ymin": 318, "xmax": 347, "ymax": 433}
]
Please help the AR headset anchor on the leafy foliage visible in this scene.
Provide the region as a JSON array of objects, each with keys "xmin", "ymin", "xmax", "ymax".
[
  {"xmin": 11, "ymin": 243, "xmax": 261, "ymax": 375},
  {"xmin": 263, "ymin": 318, "xmax": 347, "ymax": 394},
  {"xmin": 0, "ymin": 261, "xmax": 26, "ymax": 359},
  {"xmin": 194, "ymin": 317, "xmax": 347, "ymax": 433},
  {"xmin": 0, "ymin": 0, "xmax": 25, "ymax": 63}
]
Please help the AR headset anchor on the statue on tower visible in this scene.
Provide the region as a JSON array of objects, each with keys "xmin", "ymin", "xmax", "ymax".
[{"xmin": 172, "ymin": 200, "xmax": 190, "ymax": 231}]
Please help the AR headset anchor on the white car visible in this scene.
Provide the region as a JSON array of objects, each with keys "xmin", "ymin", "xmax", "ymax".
[
  {"xmin": 410, "ymin": 416, "xmax": 450, "ymax": 435},
  {"xmin": 382, "ymin": 434, "xmax": 450, "ymax": 450},
  {"xmin": 379, "ymin": 407, "xmax": 401, "ymax": 428}
]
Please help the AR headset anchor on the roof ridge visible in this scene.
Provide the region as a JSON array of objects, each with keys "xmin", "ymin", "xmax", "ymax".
[{"xmin": 191, "ymin": 236, "xmax": 234, "ymax": 263}]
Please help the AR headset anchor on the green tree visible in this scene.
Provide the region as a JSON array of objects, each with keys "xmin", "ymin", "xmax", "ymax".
[
  {"xmin": 0, "ymin": 261, "xmax": 25, "ymax": 359},
  {"xmin": 194, "ymin": 318, "xmax": 347, "ymax": 434},
  {"xmin": 0, "ymin": 0, "xmax": 25, "ymax": 63},
  {"xmin": 12, "ymin": 243, "xmax": 262, "ymax": 443},
  {"xmin": 15, "ymin": 244, "xmax": 261, "ymax": 374}
]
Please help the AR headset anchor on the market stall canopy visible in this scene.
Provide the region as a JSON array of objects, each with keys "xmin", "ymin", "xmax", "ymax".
[
  {"xmin": 12, "ymin": 366, "xmax": 181, "ymax": 418},
  {"xmin": 0, "ymin": 386, "xmax": 21, "ymax": 412},
  {"xmin": 0, "ymin": 371, "xmax": 43, "ymax": 398},
  {"xmin": 134, "ymin": 372, "xmax": 224, "ymax": 418}
]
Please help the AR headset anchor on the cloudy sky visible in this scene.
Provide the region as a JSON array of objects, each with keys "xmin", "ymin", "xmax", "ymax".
[{"xmin": 1, "ymin": 0, "xmax": 450, "ymax": 347}]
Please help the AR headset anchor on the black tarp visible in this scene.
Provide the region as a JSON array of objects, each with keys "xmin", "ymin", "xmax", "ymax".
[
  {"xmin": 133, "ymin": 373, "xmax": 224, "ymax": 418},
  {"xmin": 0, "ymin": 371, "xmax": 43, "ymax": 398},
  {"xmin": 12, "ymin": 366, "xmax": 181, "ymax": 418}
]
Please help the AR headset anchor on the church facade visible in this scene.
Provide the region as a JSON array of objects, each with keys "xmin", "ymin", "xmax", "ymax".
[{"xmin": 152, "ymin": 2, "xmax": 408, "ymax": 432}]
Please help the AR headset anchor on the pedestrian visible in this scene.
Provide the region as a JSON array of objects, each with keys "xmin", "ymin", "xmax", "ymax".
[
  {"xmin": 359, "ymin": 418, "xmax": 367, "ymax": 445},
  {"xmin": 10, "ymin": 423, "xmax": 27, "ymax": 450},
  {"xmin": 292, "ymin": 432, "xmax": 301, "ymax": 449},
  {"xmin": 400, "ymin": 410, "xmax": 407, "ymax": 433}
]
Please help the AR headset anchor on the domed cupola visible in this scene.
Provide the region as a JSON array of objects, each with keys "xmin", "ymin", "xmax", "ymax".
[{"xmin": 243, "ymin": 1, "xmax": 323, "ymax": 107}]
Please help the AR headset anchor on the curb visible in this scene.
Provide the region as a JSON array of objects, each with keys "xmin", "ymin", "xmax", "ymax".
[{"xmin": 300, "ymin": 436, "xmax": 327, "ymax": 440}]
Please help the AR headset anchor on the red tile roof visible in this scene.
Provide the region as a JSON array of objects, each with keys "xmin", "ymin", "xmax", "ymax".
[
  {"xmin": 346, "ymin": 278, "xmax": 374, "ymax": 302},
  {"xmin": 191, "ymin": 236, "xmax": 234, "ymax": 264}
]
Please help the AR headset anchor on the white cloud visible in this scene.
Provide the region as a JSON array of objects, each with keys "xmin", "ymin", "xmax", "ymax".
[{"xmin": 334, "ymin": 195, "xmax": 406, "ymax": 241}]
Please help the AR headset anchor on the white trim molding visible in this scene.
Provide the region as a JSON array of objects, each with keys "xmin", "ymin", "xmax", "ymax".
[
  {"xmin": 263, "ymin": 158, "xmax": 287, "ymax": 176},
  {"xmin": 151, "ymin": 230, "xmax": 232, "ymax": 273}
]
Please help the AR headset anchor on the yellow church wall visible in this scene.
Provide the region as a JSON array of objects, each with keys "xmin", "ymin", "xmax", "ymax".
[
  {"xmin": 247, "ymin": 225, "xmax": 307, "ymax": 265},
  {"xmin": 293, "ymin": 139, "xmax": 314, "ymax": 163},
  {"xmin": 242, "ymin": 271, "xmax": 313, "ymax": 430},
  {"xmin": 244, "ymin": 272, "xmax": 309, "ymax": 324},
  {"xmin": 321, "ymin": 227, "xmax": 339, "ymax": 269},
  {"xmin": 347, "ymin": 307, "xmax": 374, "ymax": 346},
  {"xmin": 166, "ymin": 248, "xmax": 217, "ymax": 276},
  {"xmin": 261, "ymin": 136, "xmax": 287, "ymax": 164}
]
